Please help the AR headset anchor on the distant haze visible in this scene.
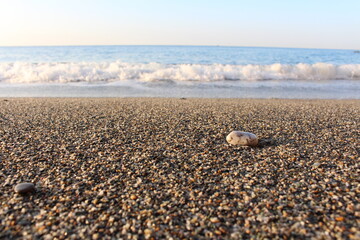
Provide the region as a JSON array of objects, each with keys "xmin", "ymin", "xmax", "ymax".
[{"xmin": 0, "ymin": 0, "xmax": 359, "ymax": 49}]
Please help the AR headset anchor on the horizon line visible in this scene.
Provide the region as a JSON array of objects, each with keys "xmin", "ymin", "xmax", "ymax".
[{"xmin": 0, "ymin": 44, "xmax": 358, "ymax": 51}]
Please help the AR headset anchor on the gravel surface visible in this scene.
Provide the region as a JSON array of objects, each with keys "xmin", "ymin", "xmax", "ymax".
[{"xmin": 0, "ymin": 98, "xmax": 359, "ymax": 239}]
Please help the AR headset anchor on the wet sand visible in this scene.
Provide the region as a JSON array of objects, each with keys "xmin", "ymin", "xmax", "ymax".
[{"xmin": 0, "ymin": 98, "xmax": 359, "ymax": 239}]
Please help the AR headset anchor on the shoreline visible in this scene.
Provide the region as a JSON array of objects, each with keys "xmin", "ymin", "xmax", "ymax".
[
  {"xmin": 1, "ymin": 80, "xmax": 359, "ymax": 99},
  {"xmin": 1, "ymin": 98, "xmax": 359, "ymax": 239}
]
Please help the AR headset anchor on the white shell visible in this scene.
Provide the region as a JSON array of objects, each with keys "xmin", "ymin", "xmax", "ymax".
[{"xmin": 226, "ymin": 131, "xmax": 258, "ymax": 146}]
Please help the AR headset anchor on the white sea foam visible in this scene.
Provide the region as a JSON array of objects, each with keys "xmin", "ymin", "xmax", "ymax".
[{"xmin": 0, "ymin": 61, "xmax": 360, "ymax": 84}]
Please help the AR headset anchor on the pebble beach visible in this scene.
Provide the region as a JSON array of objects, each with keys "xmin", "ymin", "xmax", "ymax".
[{"xmin": 0, "ymin": 98, "xmax": 359, "ymax": 239}]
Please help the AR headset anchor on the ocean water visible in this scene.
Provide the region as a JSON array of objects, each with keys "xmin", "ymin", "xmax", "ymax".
[{"xmin": 0, "ymin": 45, "xmax": 359, "ymax": 98}]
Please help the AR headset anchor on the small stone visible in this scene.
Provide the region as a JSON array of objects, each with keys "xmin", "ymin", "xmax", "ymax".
[
  {"xmin": 92, "ymin": 233, "xmax": 100, "ymax": 240},
  {"xmin": 226, "ymin": 131, "xmax": 258, "ymax": 146},
  {"xmin": 130, "ymin": 194, "xmax": 138, "ymax": 200},
  {"xmin": 144, "ymin": 229, "xmax": 152, "ymax": 238},
  {"xmin": 210, "ymin": 217, "xmax": 220, "ymax": 223},
  {"xmin": 14, "ymin": 183, "xmax": 36, "ymax": 194},
  {"xmin": 335, "ymin": 216, "xmax": 345, "ymax": 221},
  {"xmin": 313, "ymin": 162, "xmax": 321, "ymax": 168}
]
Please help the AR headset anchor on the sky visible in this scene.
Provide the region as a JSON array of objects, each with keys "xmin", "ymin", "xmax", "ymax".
[{"xmin": 0, "ymin": 0, "xmax": 359, "ymax": 49}]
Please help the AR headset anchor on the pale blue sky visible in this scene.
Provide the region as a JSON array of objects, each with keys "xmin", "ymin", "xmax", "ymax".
[{"xmin": 0, "ymin": 0, "xmax": 359, "ymax": 49}]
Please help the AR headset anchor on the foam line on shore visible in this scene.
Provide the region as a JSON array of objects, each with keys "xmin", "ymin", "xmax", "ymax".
[{"xmin": 1, "ymin": 62, "xmax": 360, "ymax": 83}]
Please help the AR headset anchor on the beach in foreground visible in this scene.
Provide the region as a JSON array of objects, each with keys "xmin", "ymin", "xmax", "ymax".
[{"xmin": 0, "ymin": 98, "xmax": 359, "ymax": 239}]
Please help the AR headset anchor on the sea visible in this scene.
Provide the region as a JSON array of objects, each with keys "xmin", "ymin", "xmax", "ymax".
[{"xmin": 0, "ymin": 45, "xmax": 359, "ymax": 98}]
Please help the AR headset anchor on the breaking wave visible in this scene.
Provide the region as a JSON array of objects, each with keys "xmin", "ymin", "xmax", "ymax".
[{"xmin": 1, "ymin": 61, "xmax": 360, "ymax": 83}]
